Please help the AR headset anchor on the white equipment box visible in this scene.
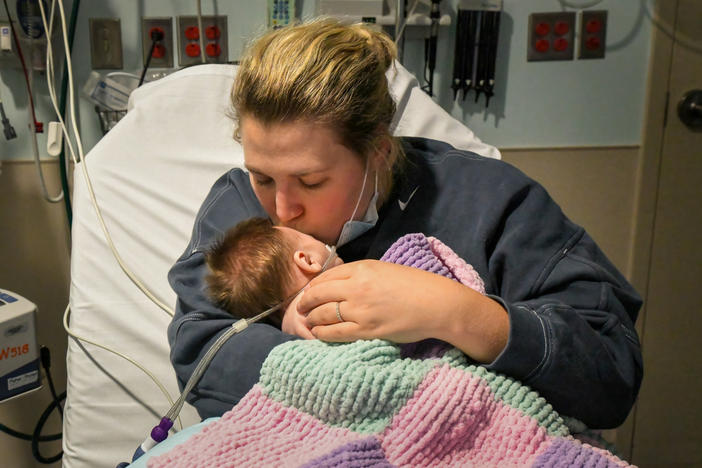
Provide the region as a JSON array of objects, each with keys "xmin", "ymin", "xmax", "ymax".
[{"xmin": 0, "ymin": 288, "xmax": 41, "ymax": 402}]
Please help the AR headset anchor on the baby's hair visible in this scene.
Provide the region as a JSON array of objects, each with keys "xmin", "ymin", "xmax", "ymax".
[{"xmin": 205, "ymin": 217, "xmax": 293, "ymax": 319}]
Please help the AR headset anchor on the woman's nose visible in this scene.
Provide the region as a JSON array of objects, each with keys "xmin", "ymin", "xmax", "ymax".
[{"xmin": 275, "ymin": 190, "xmax": 303, "ymax": 223}]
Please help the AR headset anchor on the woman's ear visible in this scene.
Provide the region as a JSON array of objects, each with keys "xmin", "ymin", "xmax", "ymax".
[
  {"xmin": 292, "ymin": 250, "xmax": 323, "ymax": 274},
  {"xmin": 372, "ymin": 134, "xmax": 392, "ymax": 169}
]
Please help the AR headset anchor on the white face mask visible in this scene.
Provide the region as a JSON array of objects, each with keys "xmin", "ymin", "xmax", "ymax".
[{"xmin": 336, "ymin": 160, "xmax": 380, "ymax": 248}]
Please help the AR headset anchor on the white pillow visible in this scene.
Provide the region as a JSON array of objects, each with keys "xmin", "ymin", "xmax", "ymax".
[{"xmin": 388, "ymin": 61, "xmax": 501, "ymax": 159}]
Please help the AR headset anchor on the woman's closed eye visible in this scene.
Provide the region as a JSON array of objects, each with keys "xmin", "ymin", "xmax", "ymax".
[
  {"xmin": 253, "ymin": 176, "xmax": 274, "ymax": 187},
  {"xmin": 299, "ymin": 178, "xmax": 327, "ymax": 189}
]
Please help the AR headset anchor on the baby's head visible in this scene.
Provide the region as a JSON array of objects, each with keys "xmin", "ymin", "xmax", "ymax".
[{"xmin": 205, "ymin": 217, "xmax": 342, "ymax": 321}]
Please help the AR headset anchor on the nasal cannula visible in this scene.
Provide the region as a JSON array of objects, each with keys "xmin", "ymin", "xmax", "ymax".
[{"xmin": 126, "ymin": 245, "xmax": 339, "ymax": 464}]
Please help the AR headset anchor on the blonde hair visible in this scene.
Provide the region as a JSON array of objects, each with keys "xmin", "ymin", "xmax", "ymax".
[
  {"xmin": 231, "ymin": 18, "xmax": 406, "ymax": 203},
  {"xmin": 205, "ymin": 218, "xmax": 294, "ymax": 320}
]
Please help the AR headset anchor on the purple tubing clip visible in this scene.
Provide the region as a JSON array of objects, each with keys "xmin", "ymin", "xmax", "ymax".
[{"xmin": 150, "ymin": 417, "xmax": 173, "ymax": 443}]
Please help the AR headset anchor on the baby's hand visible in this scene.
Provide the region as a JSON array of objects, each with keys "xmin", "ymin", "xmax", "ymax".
[{"xmin": 281, "ymin": 303, "xmax": 315, "ymax": 339}]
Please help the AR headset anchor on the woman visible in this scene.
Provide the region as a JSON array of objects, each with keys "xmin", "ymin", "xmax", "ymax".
[{"xmin": 168, "ymin": 18, "xmax": 642, "ymax": 429}]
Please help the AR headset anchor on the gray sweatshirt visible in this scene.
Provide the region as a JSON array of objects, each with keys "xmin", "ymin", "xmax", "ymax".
[{"xmin": 168, "ymin": 137, "xmax": 642, "ymax": 429}]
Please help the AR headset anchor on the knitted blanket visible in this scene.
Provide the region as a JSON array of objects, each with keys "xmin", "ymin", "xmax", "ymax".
[{"xmin": 148, "ymin": 234, "xmax": 633, "ymax": 468}]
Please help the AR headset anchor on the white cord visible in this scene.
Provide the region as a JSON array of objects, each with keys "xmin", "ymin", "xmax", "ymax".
[
  {"xmin": 557, "ymin": 0, "xmax": 605, "ymax": 8},
  {"xmin": 395, "ymin": 0, "xmax": 422, "ymax": 46},
  {"xmin": 106, "ymin": 71, "xmax": 146, "ymax": 82},
  {"xmin": 38, "ymin": 0, "xmax": 180, "ymax": 427},
  {"xmin": 62, "ymin": 305, "xmax": 183, "ymax": 430},
  {"xmin": 41, "ymin": 0, "xmax": 175, "ymax": 316},
  {"xmin": 196, "ymin": 0, "xmax": 206, "ymax": 63},
  {"xmin": 26, "ymin": 47, "xmax": 63, "ymax": 203}
]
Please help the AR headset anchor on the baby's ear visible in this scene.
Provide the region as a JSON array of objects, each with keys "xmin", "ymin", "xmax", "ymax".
[{"xmin": 293, "ymin": 250, "xmax": 323, "ymax": 274}]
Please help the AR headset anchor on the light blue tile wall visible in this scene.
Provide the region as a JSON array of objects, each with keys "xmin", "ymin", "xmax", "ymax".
[{"xmin": 0, "ymin": 0, "xmax": 653, "ymax": 161}]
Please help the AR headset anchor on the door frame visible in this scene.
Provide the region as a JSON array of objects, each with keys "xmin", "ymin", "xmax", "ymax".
[{"xmin": 619, "ymin": 0, "xmax": 679, "ymax": 460}]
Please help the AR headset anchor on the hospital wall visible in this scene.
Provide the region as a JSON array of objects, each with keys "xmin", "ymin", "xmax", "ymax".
[{"xmin": 0, "ymin": 1, "xmax": 650, "ymax": 466}]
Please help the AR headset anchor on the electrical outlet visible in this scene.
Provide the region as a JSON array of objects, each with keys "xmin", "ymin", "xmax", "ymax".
[
  {"xmin": 1, "ymin": 23, "xmax": 11, "ymax": 52},
  {"xmin": 578, "ymin": 10, "xmax": 607, "ymax": 59},
  {"xmin": 142, "ymin": 17, "xmax": 173, "ymax": 68},
  {"xmin": 527, "ymin": 12, "xmax": 575, "ymax": 62},
  {"xmin": 176, "ymin": 15, "xmax": 228, "ymax": 67},
  {"xmin": 90, "ymin": 18, "xmax": 122, "ymax": 69}
]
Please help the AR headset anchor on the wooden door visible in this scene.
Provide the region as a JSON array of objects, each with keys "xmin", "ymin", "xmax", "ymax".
[{"xmin": 630, "ymin": 1, "xmax": 702, "ymax": 466}]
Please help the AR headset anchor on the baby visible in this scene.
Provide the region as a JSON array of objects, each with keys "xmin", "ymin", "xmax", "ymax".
[{"xmin": 205, "ymin": 217, "xmax": 342, "ymax": 339}]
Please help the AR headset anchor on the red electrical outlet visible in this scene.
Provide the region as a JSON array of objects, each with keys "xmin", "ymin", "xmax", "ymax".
[
  {"xmin": 177, "ymin": 15, "xmax": 228, "ymax": 67},
  {"xmin": 206, "ymin": 42, "xmax": 221, "ymax": 57},
  {"xmin": 579, "ymin": 10, "xmax": 607, "ymax": 59},
  {"xmin": 141, "ymin": 18, "xmax": 173, "ymax": 68},
  {"xmin": 527, "ymin": 12, "xmax": 576, "ymax": 62}
]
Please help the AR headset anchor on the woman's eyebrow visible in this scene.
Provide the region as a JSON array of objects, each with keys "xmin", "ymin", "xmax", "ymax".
[
  {"xmin": 245, "ymin": 166, "xmax": 329, "ymax": 177},
  {"xmin": 245, "ymin": 166, "xmax": 263, "ymax": 174}
]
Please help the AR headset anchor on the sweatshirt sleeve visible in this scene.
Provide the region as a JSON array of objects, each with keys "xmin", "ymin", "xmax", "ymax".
[
  {"xmin": 482, "ymin": 174, "xmax": 643, "ymax": 429},
  {"xmin": 167, "ymin": 170, "xmax": 297, "ymax": 419}
]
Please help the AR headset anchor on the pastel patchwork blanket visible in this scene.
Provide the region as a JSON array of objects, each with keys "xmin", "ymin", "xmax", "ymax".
[{"xmin": 148, "ymin": 234, "xmax": 633, "ymax": 467}]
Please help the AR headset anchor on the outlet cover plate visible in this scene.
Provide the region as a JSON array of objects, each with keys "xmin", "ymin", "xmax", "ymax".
[
  {"xmin": 90, "ymin": 18, "xmax": 123, "ymax": 69},
  {"xmin": 176, "ymin": 15, "xmax": 228, "ymax": 67},
  {"xmin": 142, "ymin": 17, "xmax": 173, "ymax": 68},
  {"xmin": 578, "ymin": 10, "xmax": 607, "ymax": 59},
  {"xmin": 527, "ymin": 12, "xmax": 576, "ymax": 62}
]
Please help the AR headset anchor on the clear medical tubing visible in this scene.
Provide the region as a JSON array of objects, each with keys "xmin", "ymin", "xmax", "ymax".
[{"xmin": 162, "ymin": 245, "xmax": 339, "ymax": 424}]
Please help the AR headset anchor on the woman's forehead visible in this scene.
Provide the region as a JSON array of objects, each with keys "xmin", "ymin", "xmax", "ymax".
[{"xmin": 241, "ymin": 117, "xmax": 361, "ymax": 173}]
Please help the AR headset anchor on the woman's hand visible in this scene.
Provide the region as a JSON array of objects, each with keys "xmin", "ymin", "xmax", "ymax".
[{"xmin": 297, "ymin": 260, "xmax": 510, "ymax": 363}]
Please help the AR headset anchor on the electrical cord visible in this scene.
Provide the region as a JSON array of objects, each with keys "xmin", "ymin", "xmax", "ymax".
[
  {"xmin": 196, "ymin": 0, "xmax": 206, "ymax": 63},
  {"xmin": 62, "ymin": 304, "xmax": 183, "ymax": 430},
  {"xmin": 2, "ymin": 0, "xmax": 62, "ymax": 203},
  {"xmin": 39, "ymin": 0, "xmax": 175, "ymax": 317},
  {"xmin": 55, "ymin": 0, "xmax": 80, "ymax": 226},
  {"xmin": 139, "ymin": 28, "xmax": 164, "ymax": 87},
  {"xmin": 1, "ymin": 0, "xmax": 42, "ymax": 133},
  {"xmin": 27, "ymin": 62, "xmax": 64, "ymax": 203},
  {"xmin": 40, "ymin": 347, "xmax": 63, "ymax": 419},
  {"xmin": 0, "ymin": 346, "xmax": 64, "ymax": 464},
  {"xmin": 394, "ymin": 0, "xmax": 421, "ymax": 45},
  {"xmin": 38, "ymin": 0, "xmax": 181, "ymax": 430},
  {"xmin": 0, "ymin": 95, "xmax": 17, "ymax": 140}
]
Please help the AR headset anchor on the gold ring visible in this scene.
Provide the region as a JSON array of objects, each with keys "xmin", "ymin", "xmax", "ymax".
[{"xmin": 335, "ymin": 301, "xmax": 344, "ymax": 323}]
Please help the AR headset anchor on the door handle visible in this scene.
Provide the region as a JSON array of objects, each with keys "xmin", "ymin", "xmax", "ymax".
[{"xmin": 677, "ymin": 89, "xmax": 702, "ymax": 130}]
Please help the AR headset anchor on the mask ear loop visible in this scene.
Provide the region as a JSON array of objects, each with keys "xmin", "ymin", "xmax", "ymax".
[
  {"xmin": 335, "ymin": 158, "xmax": 371, "ymax": 246},
  {"xmin": 347, "ymin": 159, "xmax": 370, "ymax": 224}
]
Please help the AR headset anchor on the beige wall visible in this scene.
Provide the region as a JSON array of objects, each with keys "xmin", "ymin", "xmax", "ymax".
[
  {"xmin": 0, "ymin": 160, "xmax": 69, "ymax": 468},
  {"xmin": 0, "ymin": 147, "xmax": 641, "ymax": 465},
  {"xmin": 502, "ymin": 146, "xmax": 640, "ymax": 277}
]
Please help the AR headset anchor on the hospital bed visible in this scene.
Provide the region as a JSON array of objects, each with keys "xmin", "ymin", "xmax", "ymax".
[{"xmin": 62, "ymin": 62, "xmax": 501, "ymax": 468}]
